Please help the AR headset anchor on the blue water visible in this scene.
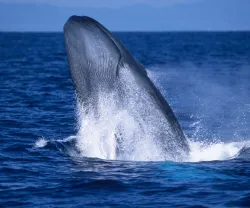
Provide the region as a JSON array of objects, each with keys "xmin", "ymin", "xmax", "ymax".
[{"xmin": 1, "ymin": 32, "xmax": 250, "ymax": 207}]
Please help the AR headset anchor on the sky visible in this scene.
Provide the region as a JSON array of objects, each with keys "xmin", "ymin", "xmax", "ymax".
[{"xmin": 0, "ymin": 0, "xmax": 250, "ymax": 31}]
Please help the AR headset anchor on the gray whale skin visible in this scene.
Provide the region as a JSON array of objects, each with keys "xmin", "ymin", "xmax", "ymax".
[{"xmin": 64, "ymin": 15, "xmax": 190, "ymax": 161}]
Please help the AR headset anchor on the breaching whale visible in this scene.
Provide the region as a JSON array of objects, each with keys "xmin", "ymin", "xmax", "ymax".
[{"xmin": 64, "ymin": 16, "xmax": 190, "ymax": 161}]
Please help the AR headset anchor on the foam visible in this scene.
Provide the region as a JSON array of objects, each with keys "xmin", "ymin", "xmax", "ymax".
[
  {"xmin": 75, "ymin": 93, "xmax": 165, "ymax": 161},
  {"xmin": 34, "ymin": 137, "xmax": 48, "ymax": 148},
  {"xmin": 187, "ymin": 140, "xmax": 250, "ymax": 162}
]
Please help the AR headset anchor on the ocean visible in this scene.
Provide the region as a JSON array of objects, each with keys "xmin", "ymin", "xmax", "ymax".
[{"xmin": 0, "ymin": 32, "xmax": 250, "ymax": 207}]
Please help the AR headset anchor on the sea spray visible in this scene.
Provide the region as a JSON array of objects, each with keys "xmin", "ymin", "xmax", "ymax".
[{"xmin": 74, "ymin": 68, "xmax": 188, "ymax": 161}]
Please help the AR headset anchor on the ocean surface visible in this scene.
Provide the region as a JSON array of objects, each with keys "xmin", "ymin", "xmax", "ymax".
[{"xmin": 1, "ymin": 32, "xmax": 250, "ymax": 207}]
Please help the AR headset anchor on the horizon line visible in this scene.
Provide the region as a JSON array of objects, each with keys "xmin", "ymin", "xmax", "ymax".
[{"xmin": 1, "ymin": 30, "xmax": 250, "ymax": 33}]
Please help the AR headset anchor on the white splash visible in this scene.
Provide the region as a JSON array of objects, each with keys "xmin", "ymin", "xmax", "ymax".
[
  {"xmin": 71, "ymin": 67, "xmax": 250, "ymax": 163},
  {"xmin": 187, "ymin": 140, "xmax": 250, "ymax": 162},
  {"xmin": 34, "ymin": 137, "xmax": 48, "ymax": 148},
  {"xmin": 74, "ymin": 66, "xmax": 179, "ymax": 161},
  {"xmin": 75, "ymin": 92, "xmax": 165, "ymax": 161}
]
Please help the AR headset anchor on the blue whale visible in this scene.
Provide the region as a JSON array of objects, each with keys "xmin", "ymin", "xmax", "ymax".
[{"xmin": 64, "ymin": 16, "xmax": 190, "ymax": 161}]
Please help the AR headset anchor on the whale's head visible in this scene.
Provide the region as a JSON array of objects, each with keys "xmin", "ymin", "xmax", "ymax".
[
  {"xmin": 64, "ymin": 15, "xmax": 147, "ymax": 103},
  {"xmin": 64, "ymin": 16, "xmax": 130, "ymax": 101}
]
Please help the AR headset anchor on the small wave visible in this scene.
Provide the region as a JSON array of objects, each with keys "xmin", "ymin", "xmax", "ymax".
[
  {"xmin": 33, "ymin": 136, "xmax": 78, "ymax": 156},
  {"xmin": 55, "ymin": 135, "xmax": 78, "ymax": 143},
  {"xmin": 72, "ymin": 180, "xmax": 126, "ymax": 190}
]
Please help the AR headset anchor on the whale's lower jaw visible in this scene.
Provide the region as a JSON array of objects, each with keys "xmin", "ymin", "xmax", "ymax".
[{"xmin": 64, "ymin": 15, "xmax": 190, "ymax": 161}]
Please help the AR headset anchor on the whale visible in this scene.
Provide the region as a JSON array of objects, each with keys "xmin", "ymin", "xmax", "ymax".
[{"xmin": 64, "ymin": 15, "xmax": 190, "ymax": 161}]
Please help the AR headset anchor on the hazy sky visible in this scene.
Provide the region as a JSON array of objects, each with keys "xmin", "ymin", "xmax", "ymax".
[
  {"xmin": 0, "ymin": 0, "xmax": 201, "ymax": 8},
  {"xmin": 0, "ymin": 0, "xmax": 249, "ymax": 31}
]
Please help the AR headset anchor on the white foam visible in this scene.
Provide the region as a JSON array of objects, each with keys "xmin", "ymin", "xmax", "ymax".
[
  {"xmin": 187, "ymin": 140, "xmax": 250, "ymax": 162},
  {"xmin": 56, "ymin": 135, "xmax": 77, "ymax": 143},
  {"xmin": 75, "ymin": 92, "xmax": 164, "ymax": 161},
  {"xmin": 76, "ymin": 93, "xmax": 119, "ymax": 160},
  {"xmin": 34, "ymin": 137, "xmax": 48, "ymax": 148}
]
